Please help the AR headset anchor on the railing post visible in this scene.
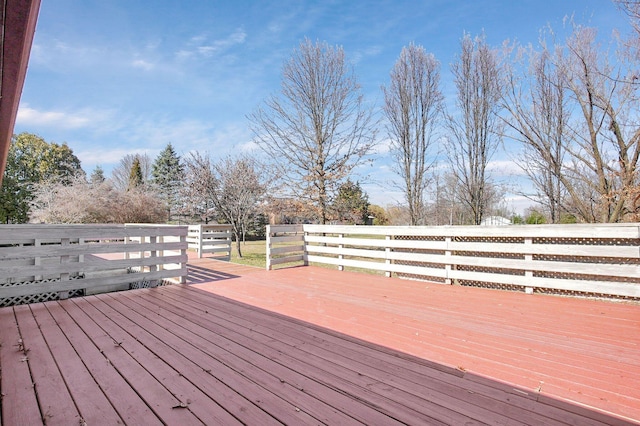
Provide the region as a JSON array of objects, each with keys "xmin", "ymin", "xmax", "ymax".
[
  {"xmin": 225, "ymin": 226, "xmax": 232, "ymax": 261},
  {"xmin": 124, "ymin": 236, "xmax": 130, "ymax": 260},
  {"xmin": 34, "ymin": 238, "xmax": 42, "ymax": 281},
  {"xmin": 58, "ymin": 238, "xmax": 70, "ymax": 300},
  {"xmin": 149, "ymin": 235, "xmax": 158, "ymax": 288},
  {"xmin": 198, "ymin": 224, "xmax": 204, "ymax": 259},
  {"xmin": 266, "ymin": 225, "xmax": 272, "ymax": 270},
  {"xmin": 524, "ymin": 237, "xmax": 534, "ymax": 294},
  {"xmin": 79, "ymin": 238, "xmax": 85, "ymax": 264},
  {"xmin": 338, "ymin": 233, "xmax": 344, "ymax": 271},
  {"xmin": 158, "ymin": 235, "xmax": 164, "ymax": 272},
  {"xmin": 180, "ymin": 233, "xmax": 187, "ymax": 284},
  {"xmin": 445, "ymin": 236, "xmax": 452, "ymax": 285},
  {"xmin": 303, "ymin": 226, "xmax": 309, "ymax": 266},
  {"xmin": 385, "ymin": 235, "xmax": 392, "ymax": 278}
]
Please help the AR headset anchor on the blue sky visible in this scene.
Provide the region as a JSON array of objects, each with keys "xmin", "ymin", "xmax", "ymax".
[{"xmin": 15, "ymin": 0, "xmax": 632, "ymax": 212}]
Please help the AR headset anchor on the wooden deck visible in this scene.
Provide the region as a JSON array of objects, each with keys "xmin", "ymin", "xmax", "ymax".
[{"xmin": 0, "ymin": 259, "xmax": 638, "ymax": 425}]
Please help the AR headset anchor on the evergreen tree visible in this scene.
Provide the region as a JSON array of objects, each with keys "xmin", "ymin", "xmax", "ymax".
[
  {"xmin": 152, "ymin": 143, "xmax": 184, "ymax": 222},
  {"xmin": 0, "ymin": 175, "xmax": 29, "ymax": 223},
  {"xmin": 129, "ymin": 157, "xmax": 143, "ymax": 190},
  {"xmin": 333, "ymin": 180, "xmax": 370, "ymax": 224},
  {"xmin": 90, "ymin": 165, "xmax": 106, "ymax": 184},
  {"xmin": 111, "ymin": 153, "xmax": 153, "ymax": 191}
]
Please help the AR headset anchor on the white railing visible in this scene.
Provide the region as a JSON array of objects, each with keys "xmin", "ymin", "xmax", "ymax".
[
  {"xmin": 266, "ymin": 224, "xmax": 640, "ymax": 298},
  {"xmin": 266, "ymin": 224, "xmax": 305, "ymax": 270},
  {"xmin": 187, "ymin": 224, "xmax": 232, "ymax": 259},
  {"xmin": 0, "ymin": 224, "xmax": 188, "ymax": 306}
]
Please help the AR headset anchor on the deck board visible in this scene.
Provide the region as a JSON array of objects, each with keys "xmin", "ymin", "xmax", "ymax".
[
  {"xmin": 44, "ymin": 302, "xmax": 163, "ymax": 425},
  {"xmin": 12, "ymin": 305, "xmax": 82, "ymax": 425},
  {"xmin": 65, "ymin": 297, "xmax": 205, "ymax": 425},
  {"xmin": 0, "ymin": 309, "xmax": 41, "ymax": 426},
  {"xmin": 28, "ymin": 303, "xmax": 124, "ymax": 425},
  {"xmin": 0, "ymin": 258, "xmax": 638, "ymax": 425}
]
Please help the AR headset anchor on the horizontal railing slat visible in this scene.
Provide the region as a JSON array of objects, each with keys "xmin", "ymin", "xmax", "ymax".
[
  {"xmin": 0, "ymin": 268, "xmax": 187, "ymax": 299},
  {"xmin": 270, "ymin": 245, "xmax": 304, "ymax": 256},
  {"xmin": 269, "ymin": 255, "xmax": 305, "ymax": 266},
  {"xmin": 305, "ymin": 236, "xmax": 640, "ymax": 258},
  {"xmin": 0, "ymin": 254, "xmax": 187, "ymax": 277},
  {"xmin": 306, "ymin": 255, "xmax": 447, "ymax": 278},
  {"xmin": 301, "ymin": 224, "xmax": 640, "ymax": 238},
  {"xmin": 0, "ymin": 241, "xmax": 186, "ymax": 260},
  {"xmin": 0, "ymin": 225, "xmax": 188, "ymax": 242},
  {"xmin": 200, "ymin": 247, "xmax": 233, "ymax": 254},
  {"xmin": 270, "ymin": 235, "xmax": 305, "ymax": 244}
]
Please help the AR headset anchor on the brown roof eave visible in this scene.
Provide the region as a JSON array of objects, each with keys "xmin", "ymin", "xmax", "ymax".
[{"xmin": 0, "ymin": 0, "xmax": 41, "ymax": 184}]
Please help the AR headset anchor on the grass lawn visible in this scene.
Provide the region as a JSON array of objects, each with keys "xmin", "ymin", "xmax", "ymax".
[
  {"xmin": 228, "ymin": 238, "xmax": 385, "ymax": 276},
  {"xmin": 230, "ymin": 240, "xmax": 267, "ymax": 268}
]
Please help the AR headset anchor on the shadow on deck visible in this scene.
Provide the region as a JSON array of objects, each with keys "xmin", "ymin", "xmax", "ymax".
[{"xmin": 0, "ymin": 257, "xmax": 637, "ymax": 425}]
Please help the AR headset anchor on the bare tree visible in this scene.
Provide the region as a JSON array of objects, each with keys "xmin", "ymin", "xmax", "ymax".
[
  {"xmin": 248, "ymin": 38, "xmax": 376, "ymax": 224},
  {"xmin": 383, "ymin": 43, "xmax": 443, "ymax": 225},
  {"xmin": 615, "ymin": 0, "xmax": 640, "ymax": 35},
  {"xmin": 182, "ymin": 152, "xmax": 217, "ymax": 224},
  {"xmin": 110, "ymin": 153, "xmax": 153, "ymax": 191},
  {"xmin": 211, "ymin": 156, "xmax": 267, "ymax": 257},
  {"xmin": 182, "ymin": 152, "xmax": 267, "ymax": 257},
  {"xmin": 445, "ymin": 33, "xmax": 502, "ymax": 225},
  {"xmin": 262, "ymin": 196, "xmax": 318, "ymax": 225},
  {"xmin": 559, "ymin": 25, "xmax": 640, "ymax": 222},
  {"xmin": 501, "ymin": 22, "xmax": 639, "ymax": 223},
  {"xmin": 501, "ymin": 41, "xmax": 569, "ymax": 223}
]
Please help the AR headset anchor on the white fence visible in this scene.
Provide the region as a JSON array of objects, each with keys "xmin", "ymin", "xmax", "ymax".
[
  {"xmin": 0, "ymin": 224, "xmax": 188, "ymax": 306},
  {"xmin": 266, "ymin": 224, "xmax": 640, "ymax": 298},
  {"xmin": 187, "ymin": 224, "xmax": 232, "ymax": 259}
]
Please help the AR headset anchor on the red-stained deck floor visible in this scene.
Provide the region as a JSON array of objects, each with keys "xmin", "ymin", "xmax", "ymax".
[{"xmin": 0, "ymin": 258, "xmax": 638, "ymax": 425}]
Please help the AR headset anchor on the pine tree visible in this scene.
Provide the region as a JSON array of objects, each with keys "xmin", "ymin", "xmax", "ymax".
[
  {"xmin": 333, "ymin": 180, "xmax": 370, "ymax": 224},
  {"xmin": 129, "ymin": 157, "xmax": 143, "ymax": 190},
  {"xmin": 152, "ymin": 143, "xmax": 184, "ymax": 222},
  {"xmin": 90, "ymin": 166, "xmax": 106, "ymax": 185}
]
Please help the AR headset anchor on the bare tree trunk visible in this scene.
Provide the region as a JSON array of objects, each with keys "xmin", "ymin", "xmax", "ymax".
[
  {"xmin": 383, "ymin": 43, "xmax": 443, "ymax": 226},
  {"xmin": 234, "ymin": 228, "xmax": 243, "ymax": 259}
]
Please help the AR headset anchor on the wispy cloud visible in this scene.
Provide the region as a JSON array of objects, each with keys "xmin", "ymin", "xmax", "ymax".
[
  {"xmin": 16, "ymin": 104, "xmax": 110, "ymax": 129},
  {"xmin": 487, "ymin": 159, "xmax": 526, "ymax": 176},
  {"xmin": 131, "ymin": 58, "xmax": 155, "ymax": 71},
  {"xmin": 76, "ymin": 147, "xmax": 158, "ymax": 168},
  {"xmin": 372, "ymin": 137, "xmax": 393, "ymax": 154},
  {"xmin": 177, "ymin": 28, "xmax": 247, "ymax": 60},
  {"xmin": 351, "ymin": 45, "xmax": 383, "ymax": 64},
  {"xmin": 30, "ymin": 39, "xmax": 103, "ymax": 70},
  {"xmin": 125, "ymin": 116, "xmax": 216, "ymax": 150}
]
